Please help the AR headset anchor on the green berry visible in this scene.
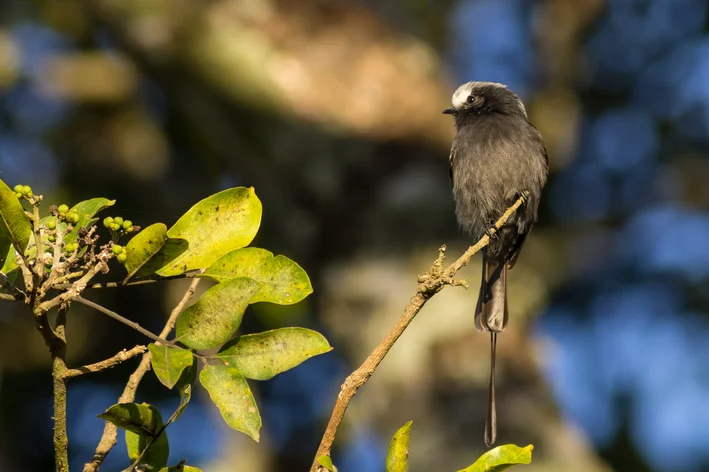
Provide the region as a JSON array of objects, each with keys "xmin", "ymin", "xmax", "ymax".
[
  {"xmin": 103, "ymin": 217, "xmax": 113, "ymax": 228},
  {"xmin": 21, "ymin": 185, "xmax": 32, "ymax": 196},
  {"xmin": 47, "ymin": 218, "xmax": 57, "ymax": 230},
  {"xmin": 126, "ymin": 226, "xmax": 135, "ymax": 233},
  {"xmin": 69, "ymin": 212, "xmax": 80, "ymax": 224},
  {"xmin": 112, "ymin": 245, "xmax": 124, "ymax": 255},
  {"xmin": 13, "ymin": 184, "xmax": 22, "ymax": 193},
  {"xmin": 113, "ymin": 216, "xmax": 124, "ymax": 226},
  {"xmin": 57, "ymin": 204, "xmax": 69, "ymax": 214},
  {"xmin": 47, "ymin": 235, "xmax": 56, "ymax": 243},
  {"xmin": 122, "ymin": 220, "xmax": 132, "ymax": 230},
  {"xmin": 15, "ymin": 192, "xmax": 23, "ymax": 199},
  {"xmin": 116, "ymin": 253, "xmax": 127, "ymax": 263},
  {"xmin": 65, "ymin": 243, "xmax": 77, "ymax": 253},
  {"xmin": 111, "ymin": 223, "xmax": 121, "ymax": 231}
]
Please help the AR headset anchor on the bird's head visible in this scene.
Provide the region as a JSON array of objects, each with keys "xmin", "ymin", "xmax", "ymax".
[{"xmin": 443, "ymin": 81, "xmax": 527, "ymax": 120}]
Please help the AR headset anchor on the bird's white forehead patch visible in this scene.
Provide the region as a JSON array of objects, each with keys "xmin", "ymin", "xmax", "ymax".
[
  {"xmin": 451, "ymin": 82, "xmax": 475, "ymax": 108},
  {"xmin": 451, "ymin": 81, "xmax": 509, "ymax": 107},
  {"xmin": 450, "ymin": 81, "xmax": 527, "ymax": 117}
]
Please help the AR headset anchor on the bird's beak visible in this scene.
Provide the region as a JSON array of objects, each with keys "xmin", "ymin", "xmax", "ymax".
[{"xmin": 442, "ymin": 107, "xmax": 455, "ymax": 115}]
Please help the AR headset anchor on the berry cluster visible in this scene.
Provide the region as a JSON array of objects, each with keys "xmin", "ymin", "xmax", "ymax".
[
  {"xmin": 13, "ymin": 184, "xmax": 33, "ymax": 199},
  {"xmin": 103, "ymin": 216, "xmax": 134, "ymax": 233},
  {"xmin": 112, "ymin": 244, "xmax": 127, "ymax": 263},
  {"xmin": 56, "ymin": 204, "xmax": 80, "ymax": 224}
]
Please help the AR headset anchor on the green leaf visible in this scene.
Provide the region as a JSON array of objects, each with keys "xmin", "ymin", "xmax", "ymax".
[
  {"xmin": 126, "ymin": 430, "xmax": 169, "ymax": 471},
  {"xmin": 148, "ymin": 344, "xmax": 194, "ymax": 389},
  {"xmin": 63, "ymin": 198, "xmax": 115, "ymax": 245},
  {"xmin": 216, "ymin": 328, "xmax": 332, "ymax": 381},
  {"xmin": 98, "ymin": 402, "xmax": 162, "ymax": 436},
  {"xmin": 157, "ymin": 187, "xmax": 262, "ymax": 276},
  {"xmin": 386, "ymin": 421, "xmax": 412, "ymax": 472},
  {"xmin": 175, "ymin": 277, "xmax": 262, "ymax": 350},
  {"xmin": 316, "ymin": 455, "xmax": 338, "ymax": 472},
  {"xmin": 457, "ymin": 444, "xmax": 533, "ymax": 472},
  {"xmin": 0, "ymin": 179, "xmax": 31, "ymax": 255},
  {"xmin": 0, "ymin": 245, "xmax": 18, "ymax": 288},
  {"xmin": 199, "ymin": 363, "xmax": 261, "ymax": 441},
  {"xmin": 0, "ymin": 235, "xmax": 10, "ymax": 269},
  {"xmin": 203, "ymin": 247, "xmax": 313, "ymax": 305},
  {"xmin": 132, "ymin": 238, "xmax": 189, "ymax": 280},
  {"xmin": 158, "ymin": 466, "xmax": 201, "ymax": 472},
  {"xmin": 124, "ymin": 223, "xmax": 169, "ymax": 281},
  {"xmin": 172, "ymin": 359, "xmax": 198, "ymax": 423}
]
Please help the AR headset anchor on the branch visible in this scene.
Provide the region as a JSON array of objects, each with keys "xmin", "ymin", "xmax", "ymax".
[
  {"xmin": 83, "ymin": 277, "xmax": 201, "ymax": 472},
  {"xmin": 74, "ymin": 296, "xmax": 172, "ymax": 345},
  {"xmin": 32, "ymin": 204, "xmax": 46, "ymax": 281},
  {"xmin": 309, "ymin": 195, "xmax": 527, "ymax": 471},
  {"xmin": 63, "ymin": 345, "xmax": 148, "ymax": 379},
  {"xmin": 53, "ymin": 272, "xmax": 198, "ymax": 291},
  {"xmin": 37, "ymin": 256, "xmax": 110, "ymax": 315}
]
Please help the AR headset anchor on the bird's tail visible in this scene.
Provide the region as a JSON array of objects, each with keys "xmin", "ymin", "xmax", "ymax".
[{"xmin": 474, "ymin": 253, "xmax": 508, "ymax": 447}]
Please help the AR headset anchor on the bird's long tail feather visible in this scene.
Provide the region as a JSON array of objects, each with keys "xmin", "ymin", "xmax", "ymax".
[{"xmin": 474, "ymin": 252, "xmax": 508, "ymax": 447}]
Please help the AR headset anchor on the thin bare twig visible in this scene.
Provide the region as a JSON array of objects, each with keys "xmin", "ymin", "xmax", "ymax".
[
  {"xmin": 53, "ymin": 272, "xmax": 197, "ymax": 291},
  {"xmin": 63, "ymin": 345, "xmax": 148, "ymax": 379},
  {"xmin": 309, "ymin": 195, "xmax": 527, "ymax": 471},
  {"xmin": 37, "ymin": 256, "xmax": 110, "ymax": 315},
  {"xmin": 83, "ymin": 277, "xmax": 201, "ymax": 472},
  {"xmin": 74, "ymin": 296, "xmax": 172, "ymax": 345}
]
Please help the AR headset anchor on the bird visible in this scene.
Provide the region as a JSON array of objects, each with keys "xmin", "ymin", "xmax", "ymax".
[{"xmin": 443, "ymin": 81, "xmax": 548, "ymax": 447}]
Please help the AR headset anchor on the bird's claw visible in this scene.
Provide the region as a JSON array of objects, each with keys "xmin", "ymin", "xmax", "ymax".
[
  {"xmin": 485, "ymin": 225, "xmax": 498, "ymax": 240},
  {"xmin": 519, "ymin": 190, "xmax": 530, "ymax": 203}
]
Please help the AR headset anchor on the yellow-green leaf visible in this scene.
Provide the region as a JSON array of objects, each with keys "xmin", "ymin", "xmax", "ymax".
[
  {"xmin": 148, "ymin": 344, "xmax": 194, "ymax": 389},
  {"xmin": 458, "ymin": 444, "xmax": 533, "ymax": 472},
  {"xmin": 158, "ymin": 466, "xmax": 201, "ymax": 472},
  {"xmin": 216, "ymin": 328, "xmax": 332, "ymax": 380},
  {"xmin": 386, "ymin": 421, "xmax": 412, "ymax": 472},
  {"xmin": 316, "ymin": 455, "xmax": 338, "ymax": 472},
  {"xmin": 203, "ymin": 247, "xmax": 312, "ymax": 305},
  {"xmin": 132, "ymin": 238, "xmax": 189, "ymax": 280},
  {"xmin": 175, "ymin": 277, "xmax": 262, "ymax": 350},
  {"xmin": 172, "ymin": 359, "xmax": 197, "ymax": 423},
  {"xmin": 0, "ymin": 244, "xmax": 18, "ymax": 289},
  {"xmin": 157, "ymin": 187, "xmax": 262, "ymax": 276},
  {"xmin": 126, "ymin": 421, "xmax": 169, "ymax": 471},
  {"xmin": 98, "ymin": 402, "xmax": 161, "ymax": 436},
  {"xmin": 0, "ymin": 179, "xmax": 31, "ymax": 255},
  {"xmin": 199, "ymin": 363, "xmax": 261, "ymax": 441},
  {"xmin": 124, "ymin": 223, "xmax": 169, "ymax": 282}
]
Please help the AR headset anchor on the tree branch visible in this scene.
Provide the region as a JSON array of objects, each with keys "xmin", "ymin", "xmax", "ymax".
[
  {"xmin": 309, "ymin": 195, "xmax": 527, "ymax": 471},
  {"xmin": 63, "ymin": 345, "xmax": 148, "ymax": 379},
  {"xmin": 37, "ymin": 256, "xmax": 110, "ymax": 315},
  {"xmin": 82, "ymin": 277, "xmax": 201, "ymax": 472},
  {"xmin": 53, "ymin": 272, "xmax": 198, "ymax": 291},
  {"xmin": 74, "ymin": 296, "xmax": 172, "ymax": 345}
]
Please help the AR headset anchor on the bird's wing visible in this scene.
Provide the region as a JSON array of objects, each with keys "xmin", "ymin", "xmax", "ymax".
[
  {"xmin": 448, "ymin": 141, "xmax": 458, "ymax": 184},
  {"xmin": 506, "ymin": 232, "xmax": 527, "ymax": 270}
]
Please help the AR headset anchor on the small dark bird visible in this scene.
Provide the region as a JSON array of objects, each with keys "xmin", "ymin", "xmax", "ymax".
[{"xmin": 444, "ymin": 81, "xmax": 548, "ymax": 447}]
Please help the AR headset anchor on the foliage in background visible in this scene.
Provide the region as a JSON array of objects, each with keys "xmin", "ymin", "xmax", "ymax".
[{"xmin": 0, "ymin": 179, "xmax": 330, "ymax": 471}]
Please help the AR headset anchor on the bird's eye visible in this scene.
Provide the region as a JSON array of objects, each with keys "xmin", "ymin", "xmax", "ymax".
[{"xmin": 467, "ymin": 95, "xmax": 476, "ymax": 104}]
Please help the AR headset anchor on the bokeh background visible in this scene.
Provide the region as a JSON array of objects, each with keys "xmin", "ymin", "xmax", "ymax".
[{"xmin": 2, "ymin": 0, "xmax": 709, "ymax": 471}]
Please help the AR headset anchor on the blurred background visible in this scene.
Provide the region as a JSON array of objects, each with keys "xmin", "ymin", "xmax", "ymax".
[{"xmin": 1, "ymin": 0, "xmax": 709, "ymax": 471}]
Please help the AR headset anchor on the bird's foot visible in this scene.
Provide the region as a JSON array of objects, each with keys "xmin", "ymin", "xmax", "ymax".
[
  {"xmin": 484, "ymin": 220, "xmax": 498, "ymax": 239},
  {"xmin": 518, "ymin": 190, "xmax": 530, "ymax": 203}
]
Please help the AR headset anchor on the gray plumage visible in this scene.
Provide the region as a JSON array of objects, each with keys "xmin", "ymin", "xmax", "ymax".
[{"xmin": 444, "ymin": 81, "xmax": 547, "ymax": 447}]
